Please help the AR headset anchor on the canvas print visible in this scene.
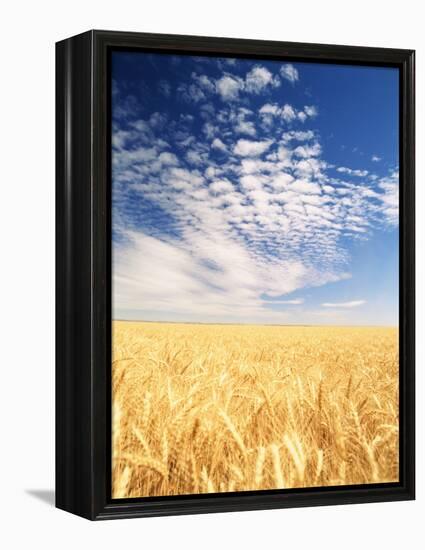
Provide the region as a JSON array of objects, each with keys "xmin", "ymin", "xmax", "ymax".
[{"xmin": 111, "ymin": 51, "xmax": 399, "ymax": 499}]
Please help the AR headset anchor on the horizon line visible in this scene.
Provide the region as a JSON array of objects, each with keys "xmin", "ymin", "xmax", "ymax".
[{"xmin": 112, "ymin": 318, "xmax": 398, "ymax": 328}]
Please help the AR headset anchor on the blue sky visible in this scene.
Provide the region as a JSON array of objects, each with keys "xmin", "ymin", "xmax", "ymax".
[{"xmin": 111, "ymin": 51, "xmax": 399, "ymax": 325}]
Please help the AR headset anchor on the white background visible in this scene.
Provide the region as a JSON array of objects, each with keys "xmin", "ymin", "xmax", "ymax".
[{"xmin": 0, "ymin": 1, "xmax": 422, "ymax": 548}]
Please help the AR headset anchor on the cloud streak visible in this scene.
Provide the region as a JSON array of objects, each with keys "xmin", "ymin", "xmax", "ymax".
[
  {"xmin": 280, "ymin": 64, "xmax": 299, "ymax": 84},
  {"xmin": 321, "ymin": 300, "xmax": 366, "ymax": 308}
]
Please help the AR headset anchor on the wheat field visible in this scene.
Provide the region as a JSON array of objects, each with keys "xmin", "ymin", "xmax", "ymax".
[{"xmin": 112, "ymin": 321, "xmax": 398, "ymax": 498}]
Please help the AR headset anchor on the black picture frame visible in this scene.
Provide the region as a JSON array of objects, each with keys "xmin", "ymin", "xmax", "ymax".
[{"xmin": 56, "ymin": 29, "xmax": 415, "ymax": 520}]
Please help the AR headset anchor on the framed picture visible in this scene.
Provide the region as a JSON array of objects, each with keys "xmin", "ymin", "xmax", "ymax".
[{"xmin": 56, "ymin": 30, "xmax": 415, "ymax": 520}]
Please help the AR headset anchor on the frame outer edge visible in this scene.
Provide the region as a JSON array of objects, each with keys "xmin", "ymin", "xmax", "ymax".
[
  {"xmin": 55, "ymin": 36, "xmax": 67, "ymax": 514},
  {"xmin": 56, "ymin": 30, "xmax": 96, "ymax": 520},
  {"xmin": 402, "ymin": 49, "xmax": 415, "ymax": 499},
  {"xmin": 56, "ymin": 30, "xmax": 415, "ymax": 520}
]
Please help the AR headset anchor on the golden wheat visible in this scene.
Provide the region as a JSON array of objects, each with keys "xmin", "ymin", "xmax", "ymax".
[{"xmin": 111, "ymin": 321, "xmax": 399, "ymax": 498}]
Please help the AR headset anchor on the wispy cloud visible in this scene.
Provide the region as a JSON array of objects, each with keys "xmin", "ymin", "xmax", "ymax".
[
  {"xmin": 280, "ymin": 64, "xmax": 299, "ymax": 84},
  {"xmin": 337, "ymin": 166, "xmax": 369, "ymax": 177},
  {"xmin": 269, "ymin": 298, "xmax": 305, "ymax": 305},
  {"xmin": 114, "ymin": 230, "xmax": 347, "ymax": 322},
  {"xmin": 260, "ymin": 103, "xmax": 317, "ymax": 124},
  {"xmin": 377, "ymin": 170, "xmax": 399, "ymax": 225},
  {"xmin": 197, "ymin": 64, "xmax": 283, "ymax": 103},
  {"xmin": 321, "ymin": 300, "xmax": 366, "ymax": 308},
  {"xmin": 282, "ymin": 130, "xmax": 315, "ymax": 142},
  {"xmin": 158, "ymin": 80, "xmax": 171, "ymax": 97}
]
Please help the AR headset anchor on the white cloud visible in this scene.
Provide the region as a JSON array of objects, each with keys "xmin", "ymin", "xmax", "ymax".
[
  {"xmin": 193, "ymin": 66, "xmax": 281, "ymax": 103},
  {"xmin": 222, "ymin": 107, "xmax": 257, "ymax": 136},
  {"xmin": 166, "ymin": 167, "xmax": 204, "ymax": 187},
  {"xmin": 191, "ymin": 72, "xmax": 216, "ymax": 93},
  {"xmin": 177, "ymin": 83, "xmax": 206, "ymax": 103},
  {"xmin": 235, "ymin": 119, "xmax": 256, "ymax": 136},
  {"xmin": 372, "ymin": 155, "xmax": 382, "ymax": 162},
  {"xmin": 282, "ymin": 130, "xmax": 315, "ymax": 142},
  {"xmin": 158, "ymin": 152, "xmax": 179, "ymax": 166},
  {"xmin": 112, "ymin": 129, "xmax": 132, "ymax": 150},
  {"xmin": 131, "ymin": 118, "xmax": 152, "ymax": 132},
  {"xmin": 304, "ymin": 105, "xmax": 318, "ymax": 117},
  {"xmin": 234, "ymin": 139, "xmax": 273, "ymax": 157},
  {"xmin": 149, "ymin": 112, "xmax": 167, "ymax": 128},
  {"xmin": 114, "ymin": 146, "xmax": 158, "ymax": 166},
  {"xmin": 280, "ymin": 64, "xmax": 299, "ymax": 83},
  {"xmin": 259, "ymin": 103, "xmax": 318, "ymax": 124},
  {"xmin": 294, "ymin": 158, "xmax": 327, "ymax": 179},
  {"xmin": 276, "ymin": 145, "xmax": 292, "ymax": 164},
  {"xmin": 269, "ymin": 298, "xmax": 304, "ymax": 305},
  {"xmin": 186, "ymin": 150, "xmax": 205, "ymax": 165},
  {"xmin": 180, "ymin": 113, "xmax": 194, "ymax": 123},
  {"xmin": 269, "ymin": 172, "xmax": 294, "ymax": 190},
  {"xmin": 321, "ymin": 300, "xmax": 366, "ymax": 308},
  {"xmin": 293, "ymin": 143, "xmax": 322, "ymax": 158},
  {"xmin": 259, "ymin": 103, "xmax": 280, "ymax": 115},
  {"xmin": 290, "ymin": 180, "xmax": 322, "ymax": 194},
  {"xmin": 205, "ymin": 166, "xmax": 219, "ymax": 179},
  {"xmin": 376, "ymin": 170, "xmax": 399, "ymax": 225},
  {"xmin": 281, "ymin": 104, "xmax": 297, "ymax": 122},
  {"xmin": 216, "ymin": 74, "xmax": 244, "ymax": 101},
  {"xmin": 245, "ymin": 65, "xmax": 280, "ymax": 93},
  {"xmin": 203, "ymin": 122, "xmax": 218, "ymax": 139},
  {"xmin": 337, "ymin": 166, "xmax": 369, "ymax": 177},
  {"xmin": 200, "ymin": 103, "xmax": 215, "ymax": 118},
  {"xmin": 209, "ymin": 179, "xmax": 234, "ymax": 194},
  {"xmin": 211, "ymin": 138, "xmax": 228, "ymax": 152}
]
